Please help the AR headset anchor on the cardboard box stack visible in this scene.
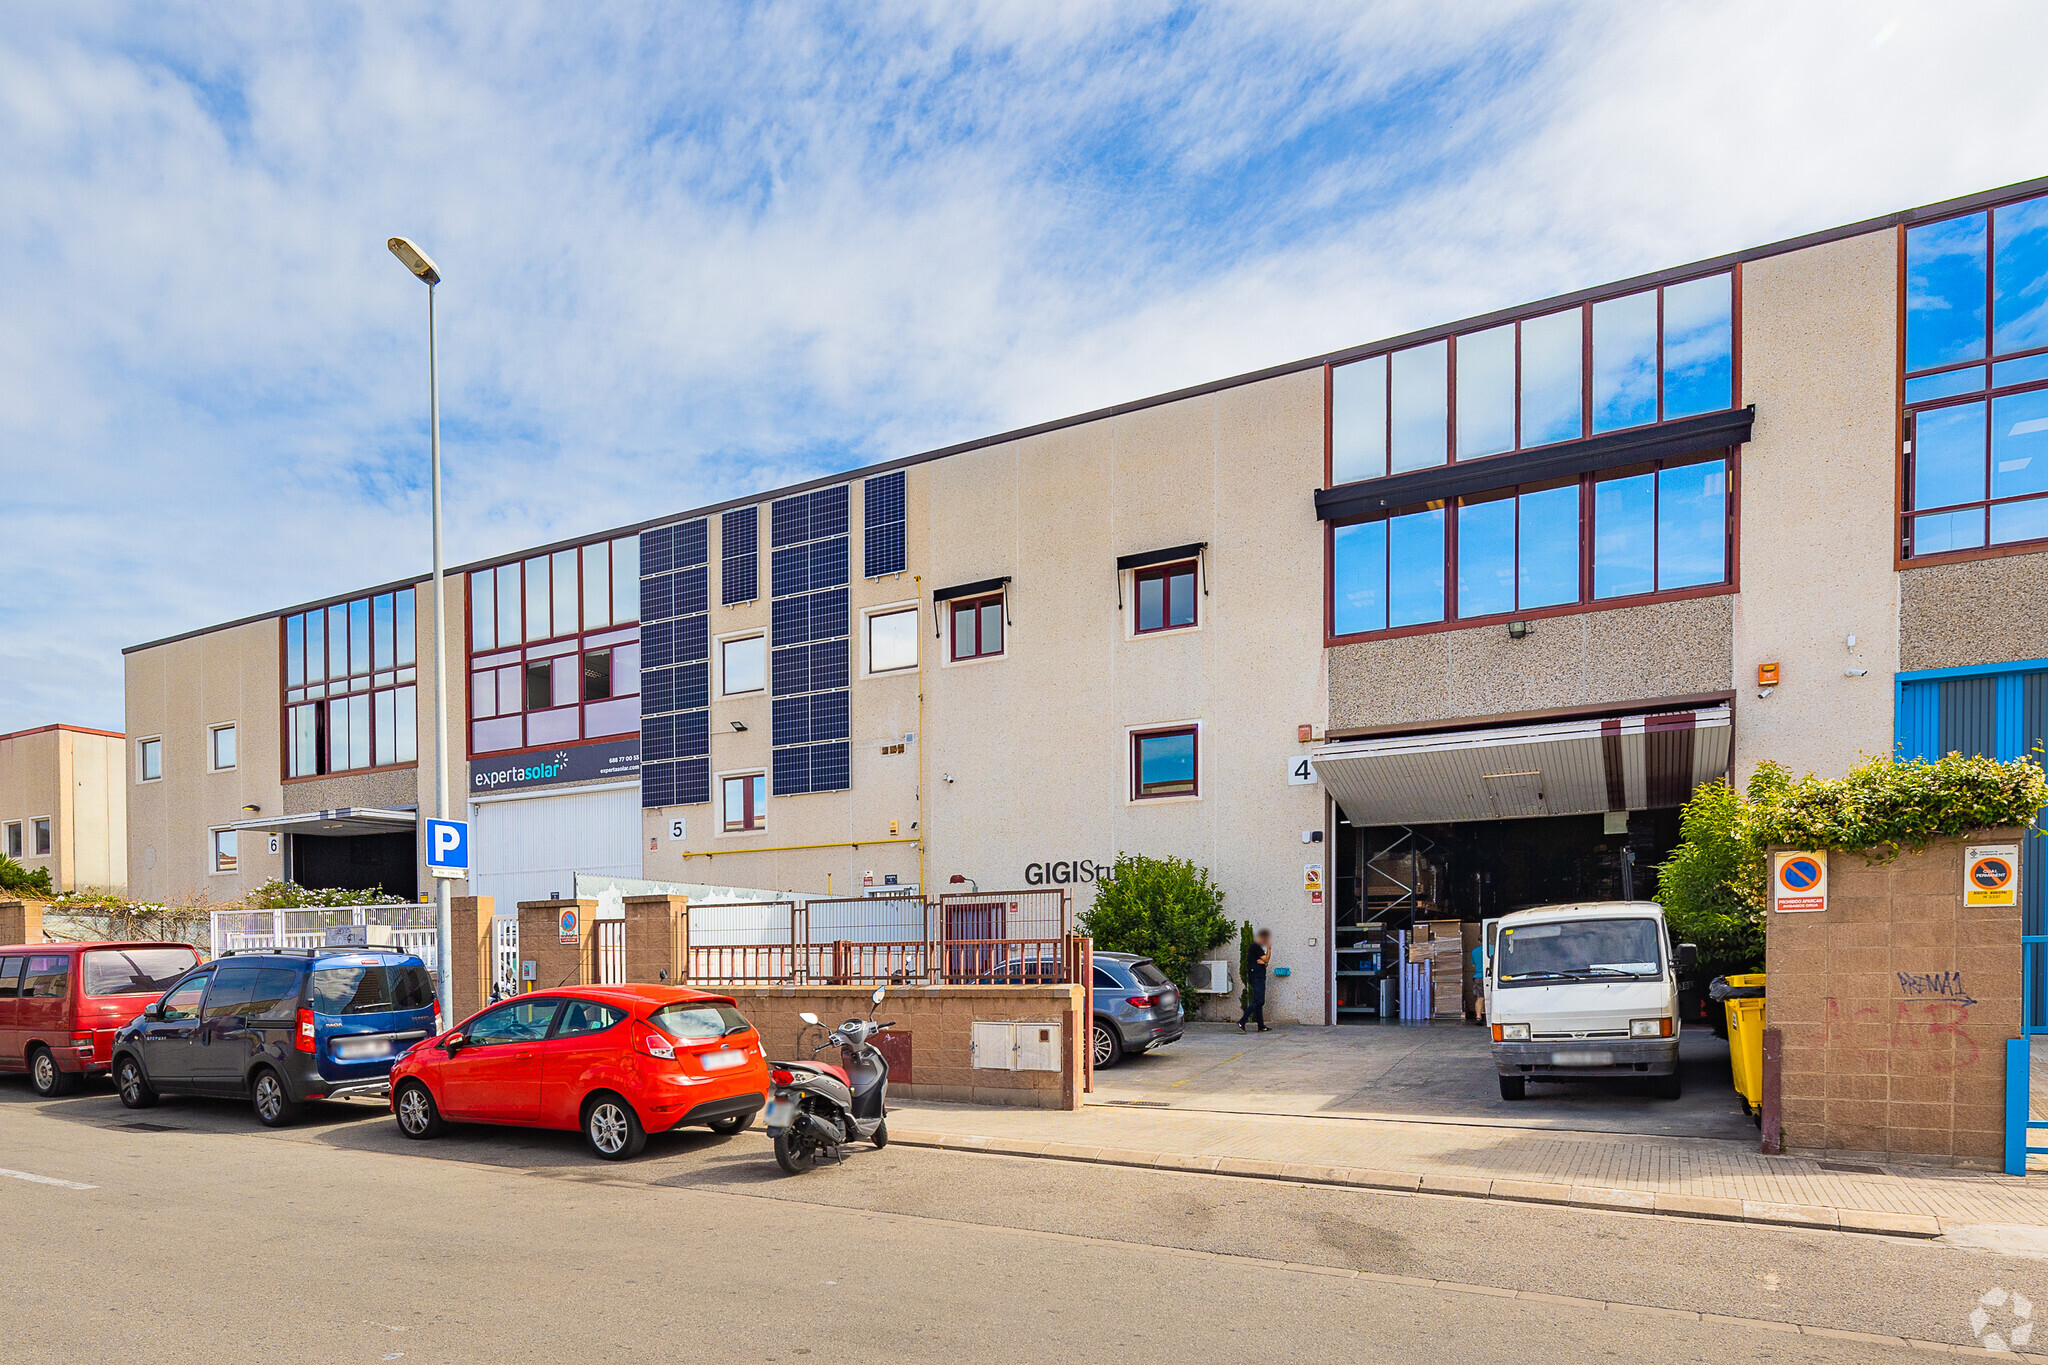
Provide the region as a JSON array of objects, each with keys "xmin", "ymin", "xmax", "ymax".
[{"xmin": 1408, "ymin": 919, "xmax": 1468, "ymax": 1019}]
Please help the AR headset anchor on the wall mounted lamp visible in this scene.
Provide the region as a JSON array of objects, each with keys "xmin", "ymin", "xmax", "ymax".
[
  {"xmin": 730, "ymin": 720, "xmax": 748, "ymax": 732},
  {"xmin": 1505, "ymin": 621, "xmax": 1530, "ymax": 640}
]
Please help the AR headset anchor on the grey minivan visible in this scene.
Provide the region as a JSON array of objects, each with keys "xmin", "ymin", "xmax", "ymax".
[{"xmin": 1091, "ymin": 952, "xmax": 1183, "ymax": 1068}]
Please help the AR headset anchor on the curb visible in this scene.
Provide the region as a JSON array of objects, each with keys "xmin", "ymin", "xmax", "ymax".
[{"xmin": 889, "ymin": 1128, "xmax": 1946, "ymax": 1240}]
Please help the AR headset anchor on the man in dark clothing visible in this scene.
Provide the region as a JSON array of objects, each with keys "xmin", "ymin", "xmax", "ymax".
[{"xmin": 1239, "ymin": 928, "xmax": 1273, "ymax": 1032}]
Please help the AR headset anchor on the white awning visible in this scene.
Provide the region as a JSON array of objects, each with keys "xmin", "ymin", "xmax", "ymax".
[
  {"xmin": 1310, "ymin": 706, "xmax": 1731, "ymax": 826},
  {"xmin": 227, "ymin": 808, "xmax": 418, "ymax": 838}
]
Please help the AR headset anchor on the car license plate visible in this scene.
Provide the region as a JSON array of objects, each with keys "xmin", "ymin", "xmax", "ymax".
[
  {"xmin": 332, "ymin": 1037, "xmax": 391, "ymax": 1061},
  {"xmin": 1551, "ymin": 1049, "xmax": 1615, "ymax": 1067},
  {"xmin": 764, "ymin": 1096, "xmax": 794, "ymax": 1128},
  {"xmin": 699, "ymin": 1048, "xmax": 746, "ymax": 1072}
]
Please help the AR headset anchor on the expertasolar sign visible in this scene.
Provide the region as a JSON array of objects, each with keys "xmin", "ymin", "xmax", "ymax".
[{"xmin": 470, "ymin": 738, "xmax": 641, "ymax": 793}]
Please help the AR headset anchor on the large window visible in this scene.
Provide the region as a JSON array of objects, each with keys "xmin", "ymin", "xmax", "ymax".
[
  {"xmin": 468, "ymin": 535, "xmax": 640, "ymax": 755},
  {"xmin": 1330, "ymin": 272, "xmax": 1734, "ymax": 486},
  {"xmin": 284, "ymin": 590, "xmax": 417, "ymax": 778},
  {"xmin": 1903, "ymin": 191, "xmax": 2048, "ymax": 558},
  {"xmin": 1332, "ymin": 455, "xmax": 1730, "ymax": 637}
]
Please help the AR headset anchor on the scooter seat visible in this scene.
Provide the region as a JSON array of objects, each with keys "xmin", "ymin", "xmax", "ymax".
[{"xmin": 812, "ymin": 1063, "xmax": 851, "ymax": 1085}]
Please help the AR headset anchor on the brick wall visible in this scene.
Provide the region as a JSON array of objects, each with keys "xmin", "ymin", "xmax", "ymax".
[
  {"xmin": 721, "ymin": 984, "xmax": 1086, "ymax": 1110},
  {"xmin": 444, "ymin": 896, "xmax": 497, "ymax": 1023},
  {"xmin": 622, "ymin": 895, "xmax": 687, "ymax": 987},
  {"xmin": 517, "ymin": 898, "xmax": 596, "ymax": 991},
  {"xmin": 1767, "ymin": 831, "xmax": 2023, "ymax": 1167}
]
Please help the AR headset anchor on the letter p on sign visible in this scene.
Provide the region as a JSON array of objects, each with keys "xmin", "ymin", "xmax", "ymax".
[{"xmin": 426, "ymin": 819, "xmax": 469, "ymax": 879}]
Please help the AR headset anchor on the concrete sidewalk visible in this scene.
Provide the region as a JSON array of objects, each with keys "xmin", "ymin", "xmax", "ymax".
[{"xmin": 883, "ymin": 1095, "xmax": 2048, "ymax": 1239}]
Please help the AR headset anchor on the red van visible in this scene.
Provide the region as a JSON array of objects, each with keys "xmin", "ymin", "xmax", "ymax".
[{"xmin": 0, "ymin": 942, "xmax": 203, "ymax": 1095}]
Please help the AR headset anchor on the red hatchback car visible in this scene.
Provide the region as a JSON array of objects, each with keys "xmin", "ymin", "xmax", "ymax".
[{"xmin": 388, "ymin": 985, "xmax": 769, "ymax": 1159}]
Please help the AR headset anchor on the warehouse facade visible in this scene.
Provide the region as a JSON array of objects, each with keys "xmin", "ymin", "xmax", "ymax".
[{"xmin": 124, "ymin": 175, "xmax": 2048, "ymax": 1026}]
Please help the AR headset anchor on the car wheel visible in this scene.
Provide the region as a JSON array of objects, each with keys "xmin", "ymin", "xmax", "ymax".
[
  {"xmin": 1652, "ymin": 1072, "xmax": 1682, "ymax": 1101},
  {"xmin": 707, "ymin": 1111, "xmax": 753, "ymax": 1135},
  {"xmin": 251, "ymin": 1068, "xmax": 300, "ymax": 1127},
  {"xmin": 29, "ymin": 1046, "xmax": 77, "ymax": 1097},
  {"xmin": 871, "ymin": 1118, "xmax": 888, "ymax": 1149},
  {"xmin": 1498, "ymin": 1075, "xmax": 1525, "ymax": 1101},
  {"xmin": 115, "ymin": 1056, "xmax": 158, "ymax": 1109},
  {"xmin": 773, "ymin": 1128, "xmax": 819, "ymax": 1174},
  {"xmin": 394, "ymin": 1081, "xmax": 445, "ymax": 1139},
  {"xmin": 585, "ymin": 1094, "xmax": 647, "ymax": 1160},
  {"xmin": 1092, "ymin": 1021, "xmax": 1124, "ymax": 1070}
]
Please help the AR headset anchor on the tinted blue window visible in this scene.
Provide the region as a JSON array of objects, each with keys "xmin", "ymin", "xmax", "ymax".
[
  {"xmin": 1593, "ymin": 472, "xmax": 1655, "ymax": 598},
  {"xmin": 1995, "ymin": 196, "xmax": 2048, "ymax": 357},
  {"xmin": 1914, "ymin": 401, "xmax": 1987, "ymax": 509},
  {"xmin": 1992, "ymin": 389, "xmax": 2048, "ymax": 501},
  {"xmin": 1519, "ymin": 310, "xmax": 1583, "ymax": 447},
  {"xmin": 1330, "ymin": 356, "xmax": 1387, "ymax": 484},
  {"xmin": 1913, "ymin": 508, "xmax": 1985, "ymax": 554},
  {"xmin": 1390, "ymin": 342, "xmax": 1447, "ymax": 473},
  {"xmin": 1661, "ymin": 275, "xmax": 1732, "ymax": 419},
  {"xmin": 1331, "ymin": 521, "xmax": 1386, "ymax": 635},
  {"xmin": 1592, "ymin": 292, "xmax": 1657, "ymax": 433},
  {"xmin": 1455, "ymin": 497, "xmax": 1515, "ymax": 618},
  {"xmin": 1387, "ymin": 507, "xmax": 1444, "ymax": 627},
  {"xmin": 1906, "ymin": 367, "xmax": 1985, "ymax": 404},
  {"xmin": 1655, "ymin": 460, "xmax": 1726, "ymax": 590},
  {"xmin": 1992, "ymin": 498, "xmax": 2048, "ymax": 546},
  {"xmin": 1517, "ymin": 484, "xmax": 1579, "ymax": 609},
  {"xmin": 1907, "ymin": 212, "xmax": 1987, "ymax": 372}
]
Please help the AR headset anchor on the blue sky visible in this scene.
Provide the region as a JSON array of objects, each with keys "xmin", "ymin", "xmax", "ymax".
[{"xmin": 2, "ymin": 1, "xmax": 2045, "ymax": 733}]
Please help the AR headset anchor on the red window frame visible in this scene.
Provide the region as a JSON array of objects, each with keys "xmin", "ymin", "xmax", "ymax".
[
  {"xmin": 950, "ymin": 593, "xmax": 1005, "ymax": 661},
  {"xmin": 1130, "ymin": 725, "xmax": 1199, "ymax": 801},
  {"xmin": 1132, "ymin": 561, "xmax": 1198, "ymax": 634},
  {"xmin": 721, "ymin": 773, "xmax": 765, "ymax": 832}
]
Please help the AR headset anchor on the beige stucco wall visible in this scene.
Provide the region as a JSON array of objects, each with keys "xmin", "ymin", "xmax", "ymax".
[
  {"xmin": 124, "ymin": 618, "xmax": 285, "ymax": 903},
  {"xmin": 1327, "ymin": 594, "xmax": 1733, "ymax": 732},
  {"xmin": 643, "ymin": 475, "xmax": 925, "ymax": 896},
  {"xmin": 1730, "ymin": 231, "xmax": 1902, "ymax": 781}
]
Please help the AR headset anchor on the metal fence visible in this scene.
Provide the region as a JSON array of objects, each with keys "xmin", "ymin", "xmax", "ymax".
[
  {"xmin": 209, "ymin": 906, "xmax": 440, "ymax": 968},
  {"xmin": 596, "ymin": 919, "xmax": 625, "ymax": 985},
  {"xmin": 683, "ymin": 891, "xmax": 1074, "ymax": 987}
]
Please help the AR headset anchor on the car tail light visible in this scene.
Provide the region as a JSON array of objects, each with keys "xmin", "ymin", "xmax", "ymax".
[
  {"xmin": 771, "ymin": 1069, "xmax": 795, "ymax": 1086},
  {"xmin": 636, "ymin": 1027, "xmax": 675, "ymax": 1060},
  {"xmin": 296, "ymin": 1008, "xmax": 317, "ymax": 1054},
  {"xmin": 71, "ymin": 1031, "xmax": 93, "ymax": 1053},
  {"xmin": 1127, "ymin": 994, "xmax": 1159, "ymax": 1008}
]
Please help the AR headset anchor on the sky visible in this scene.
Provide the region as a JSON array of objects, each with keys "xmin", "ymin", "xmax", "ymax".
[{"xmin": 2, "ymin": 1, "xmax": 2046, "ymax": 734}]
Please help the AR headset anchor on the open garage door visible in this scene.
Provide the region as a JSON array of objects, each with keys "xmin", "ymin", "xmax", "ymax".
[{"xmin": 468, "ymin": 783, "xmax": 641, "ymax": 912}]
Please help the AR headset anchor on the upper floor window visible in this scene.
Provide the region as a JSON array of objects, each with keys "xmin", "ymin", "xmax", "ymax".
[
  {"xmin": 209, "ymin": 724, "xmax": 237, "ymax": 771},
  {"xmin": 3, "ymin": 823, "xmax": 18, "ymax": 858},
  {"xmin": 1332, "ymin": 454, "xmax": 1730, "ymax": 637},
  {"xmin": 951, "ymin": 594, "xmax": 1004, "ymax": 661},
  {"xmin": 468, "ymin": 535, "xmax": 641, "ymax": 755},
  {"xmin": 1903, "ymin": 192, "xmax": 2048, "ymax": 559},
  {"xmin": 1131, "ymin": 726, "xmax": 1198, "ymax": 800},
  {"xmin": 284, "ymin": 591, "xmax": 417, "ymax": 777},
  {"xmin": 722, "ymin": 634, "xmax": 766, "ymax": 695},
  {"xmin": 1133, "ymin": 561, "xmax": 1198, "ymax": 634},
  {"xmin": 137, "ymin": 736, "xmax": 162, "ymax": 783},
  {"xmin": 32, "ymin": 819, "xmax": 50, "ymax": 857},
  {"xmin": 1329, "ymin": 272, "xmax": 1734, "ymax": 486},
  {"xmin": 721, "ymin": 773, "xmax": 765, "ymax": 832},
  {"xmin": 867, "ymin": 606, "xmax": 918, "ymax": 673}
]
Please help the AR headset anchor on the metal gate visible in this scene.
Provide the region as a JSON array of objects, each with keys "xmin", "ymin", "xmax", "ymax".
[
  {"xmin": 1895, "ymin": 659, "xmax": 2048, "ymax": 1172},
  {"xmin": 596, "ymin": 919, "xmax": 625, "ymax": 985},
  {"xmin": 492, "ymin": 917, "xmax": 520, "ymax": 1001}
]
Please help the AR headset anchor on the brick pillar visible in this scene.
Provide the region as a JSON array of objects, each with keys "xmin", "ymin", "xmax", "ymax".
[
  {"xmin": 0, "ymin": 899, "xmax": 45, "ymax": 945},
  {"xmin": 517, "ymin": 898, "xmax": 597, "ymax": 990},
  {"xmin": 621, "ymin": 894, "xmax": 688, "ymax": 986},
  {"xmin": 444, "ymin": 896, "xmax": 497, "ymax": 1023}
]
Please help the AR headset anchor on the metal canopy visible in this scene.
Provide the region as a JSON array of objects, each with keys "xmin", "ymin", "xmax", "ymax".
[
  {"xmin": 226, "ymin": 808, "xmax": 418, "ymax": 838},
  {"xmin": 1311, "ymin": 706, "xmax": 1732, "ymax": 826}
]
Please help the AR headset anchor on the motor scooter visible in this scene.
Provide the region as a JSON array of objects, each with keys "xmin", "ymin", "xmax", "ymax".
[{"xmin": 764, "ymin": 985, "xmax": 893, "ymax": 1174}]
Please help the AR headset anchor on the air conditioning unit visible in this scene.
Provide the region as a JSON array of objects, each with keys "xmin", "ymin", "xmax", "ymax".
[{"xmin": 1194, "ymin": 959, "xmax": 1231, "ymax": 994}]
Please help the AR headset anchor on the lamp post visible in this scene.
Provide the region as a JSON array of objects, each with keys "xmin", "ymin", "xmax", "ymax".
[{"xmin": 387, "ymin": 235, "xmax": 454, "ymax": 1015}]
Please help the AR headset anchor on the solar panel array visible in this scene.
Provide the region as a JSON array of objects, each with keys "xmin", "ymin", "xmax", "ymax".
[
  {"xmin": 864, "ymin": 470, "xmax": 906, "ymax": 578},
  {"xmin": 638, "ymin": 518, "xmax": 712, "ymax": 809},
  {"xmin": 770, "ymin": 485, "xmax": 852, "ymax": 795},
  {"xmin": 721, "ymin": 505, "xmax": 758, "ymax": 606}
]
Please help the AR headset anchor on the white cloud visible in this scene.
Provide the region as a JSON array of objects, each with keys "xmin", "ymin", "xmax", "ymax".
[{"xmin": 0, "ymin": 0, "xmax": 2044, "ymax": 732}]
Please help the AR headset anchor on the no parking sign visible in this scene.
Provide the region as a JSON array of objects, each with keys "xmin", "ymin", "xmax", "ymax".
[
  {"xmin": 1965, "ymin": 845, "xmax": 2020, "ymax": 908},
  {"xmin": 1772, "ymin": 850, "xmax": 1828, "ymax": 913}
]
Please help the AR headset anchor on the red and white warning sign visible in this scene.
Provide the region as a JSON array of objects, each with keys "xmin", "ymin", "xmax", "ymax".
[
  {"xmin": 1772, "ymin": 850, "xmax": 1828, "ymax": 913},
  {"xmin": 1965, "ymin": 844, "xmax": 2020, "ymax": 908}
]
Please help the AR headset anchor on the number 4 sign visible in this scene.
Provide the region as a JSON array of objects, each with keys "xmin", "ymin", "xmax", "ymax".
[{"xmin": 1288, "ymin": 757, "xmax": 1318, "ymax": 785}]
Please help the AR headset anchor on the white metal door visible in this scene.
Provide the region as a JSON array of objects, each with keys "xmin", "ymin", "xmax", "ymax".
[{"xmin": 468, "ymin": 783, "xmax": 641, "ymax": 914}]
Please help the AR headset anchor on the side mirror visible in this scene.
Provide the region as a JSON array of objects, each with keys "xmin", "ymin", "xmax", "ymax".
[
  {"xmin": 798, "ymin": 1012, "xmax": 821, "ymax": 1026},
  {"xmin": 871, "ymin": 986, "xmax": 886, "ymax": 1005},
  {"xmin": 441, "ymin": 1032, "xmax": 465, "ymax": 1053},
  {"xmin": 1675, "ymin": 944, "xmax": 1699, "ymax": 971},
  {"xmin": 141, "ymin": 1002, "xmax": 162, "ymax": 1021}
]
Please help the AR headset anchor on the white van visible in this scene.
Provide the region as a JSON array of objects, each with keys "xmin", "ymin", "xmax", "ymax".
[{"xmin": 1487, "ymin": 901, "xmax": 1697, "ymax": 1101}]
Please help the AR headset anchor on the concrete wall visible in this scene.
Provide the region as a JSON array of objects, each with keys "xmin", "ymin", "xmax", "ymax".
[
  {"xmin": 1731, "ymin": 231, "xmax": 1901, "ymax": 782},
  {"xmin": 721, "ymin": 984, "xmax": 1085, "ymax": 1109},
  {"xmin": 517, "ymin": 897, "xmax": 596, "ymax": 991},
  {"xmin": 1898, "ymin": 555, "xmax": 2048, "ymax": 672},
  {"xmin": 1767, "ymin": 833, "xmax": 2020, "ymax": 1167},
  {"xmin": 124, "ymin": 618, "xmax": 285, "ymax": 903}
]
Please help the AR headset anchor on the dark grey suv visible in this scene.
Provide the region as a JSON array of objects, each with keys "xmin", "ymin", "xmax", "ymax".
[{"xmin": 1091, "ymin": 952, "xmax": 1183, "ymax": 1068}]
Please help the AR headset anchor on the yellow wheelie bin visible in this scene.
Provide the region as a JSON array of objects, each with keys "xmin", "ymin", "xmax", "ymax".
[{"xmin": 1713, "ymin": 973, "xmax": 1767, "ymax": 1116}]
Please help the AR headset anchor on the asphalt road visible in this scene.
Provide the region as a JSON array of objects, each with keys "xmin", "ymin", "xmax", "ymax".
[{"xmin": 4, "ymin": 1079, "xmax": 2046, "ymax": 1363}]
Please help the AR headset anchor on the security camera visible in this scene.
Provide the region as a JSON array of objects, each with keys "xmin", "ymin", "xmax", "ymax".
[{"xmin": 941, "ymin": 773, "xmax": 954, "ymax": 783}]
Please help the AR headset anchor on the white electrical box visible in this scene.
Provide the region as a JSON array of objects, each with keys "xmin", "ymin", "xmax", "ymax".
[
  {"xmin": 971, "ymin": 1020, "xmax": 1062, "ymax": 1071},
  {"xmin": 1194, "ymin": 959, "xmax": 1231, "ymax": 994},
  {"xmin": 323, "ymin": 924, "xmax": 397, "ymax": 948}
]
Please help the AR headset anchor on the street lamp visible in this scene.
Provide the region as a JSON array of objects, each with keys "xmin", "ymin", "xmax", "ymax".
[{"xmin": 388, "ymin": 235, "xmax": 453, "ymax": 1016}]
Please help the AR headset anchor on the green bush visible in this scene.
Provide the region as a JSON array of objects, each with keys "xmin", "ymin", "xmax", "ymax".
[
  {"xmin": 1077, "ymin": 853, "xmax": 1234, "ymax": 1002},
  {"xmin": 1657, "ymin": 778, "xmax": 1765, "ymax": 984},
  {"xmin": 0, "ymin": 856, "xmax": 53, "ymax": 898},
  {"xmin": 246, "ymin": 879, "xmax": 409, "ymax": 909}
]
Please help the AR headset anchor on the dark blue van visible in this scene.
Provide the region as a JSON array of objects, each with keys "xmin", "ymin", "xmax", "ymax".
[{"xmin": 109, "ymin": 949, "xmax": 437, "ymax": 1126}]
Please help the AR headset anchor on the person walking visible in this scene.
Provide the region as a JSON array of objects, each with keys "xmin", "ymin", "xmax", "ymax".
[{"xmin": 1239, "ymin": 928, "xmax": 1273, "ymax": 1032}]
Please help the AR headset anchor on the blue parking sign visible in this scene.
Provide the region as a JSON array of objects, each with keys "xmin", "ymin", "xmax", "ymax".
[{"xmin": 426, "ymin": 819, "xmax": 469, "ymax": 878}]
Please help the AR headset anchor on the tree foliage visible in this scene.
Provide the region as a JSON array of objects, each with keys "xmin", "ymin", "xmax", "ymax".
[
  {"xmin": 0, "ymin": 855, "xmax": 53, "ymax": 898},
  {"xmin": 1078, "ymin": 853, "xmax": 1234, "ymax": 1002}
]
